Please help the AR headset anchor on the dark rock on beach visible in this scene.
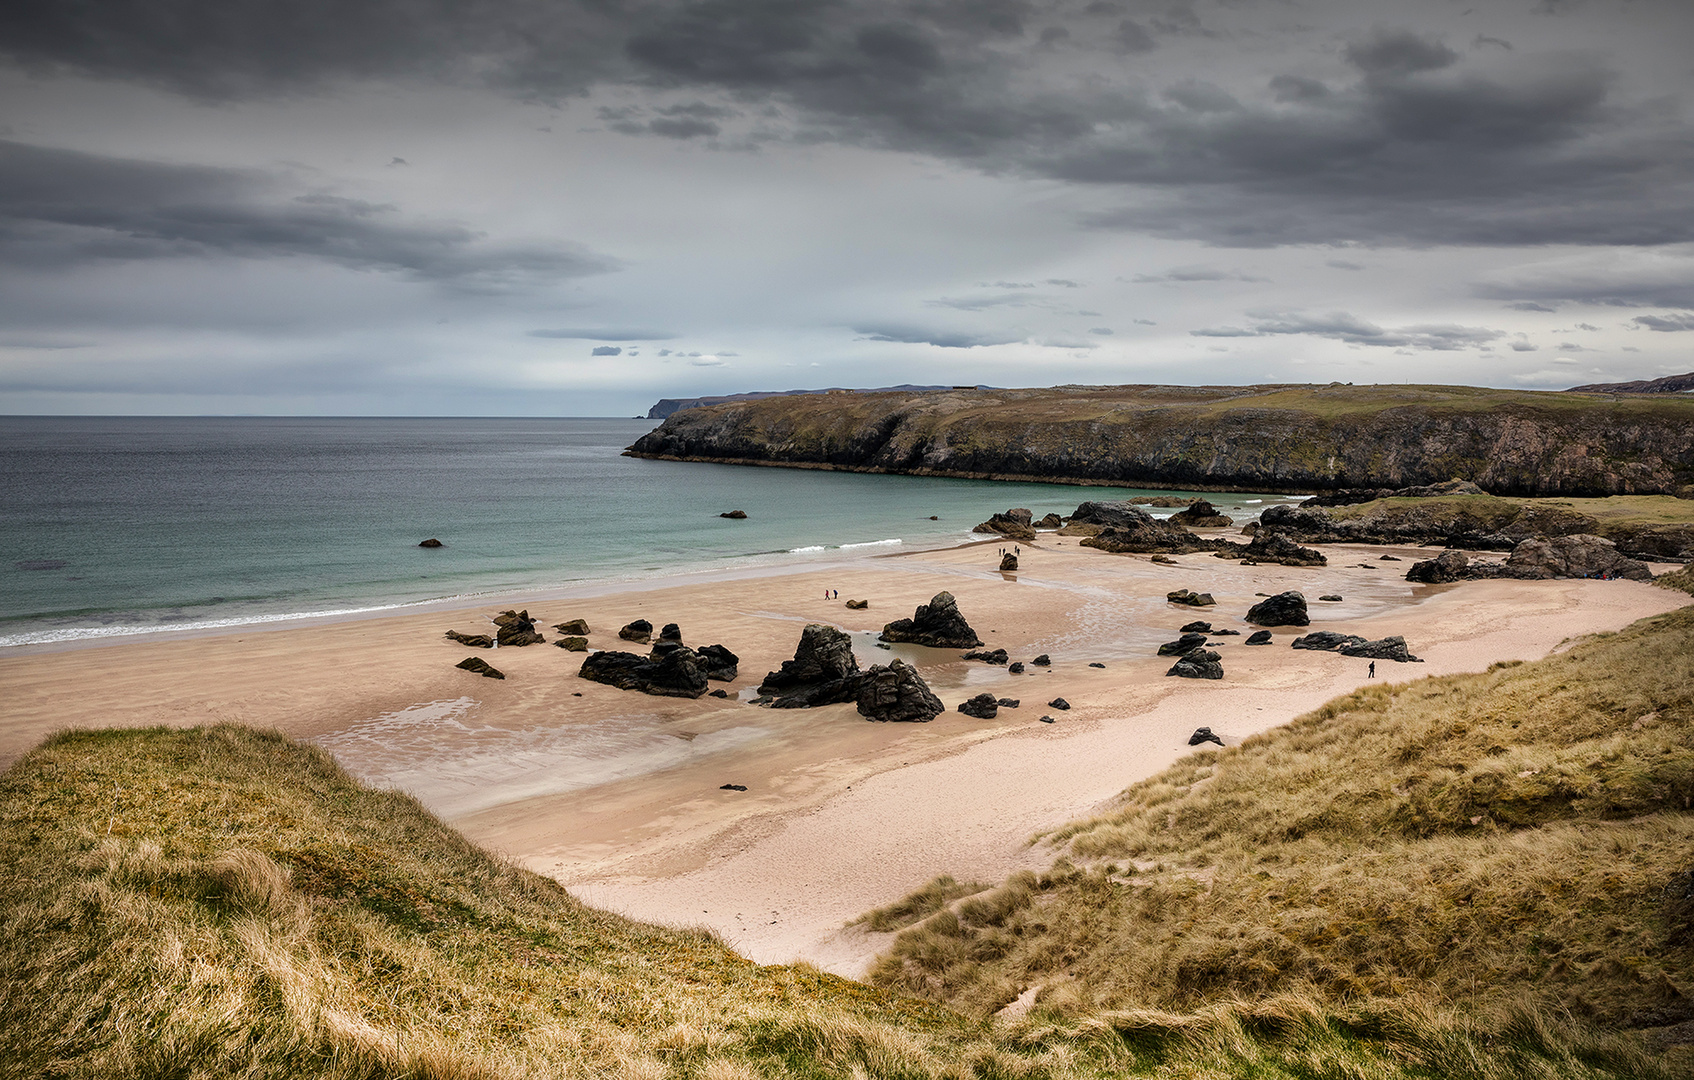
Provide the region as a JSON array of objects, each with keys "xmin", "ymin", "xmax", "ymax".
[
  {"xmin": 493, "ymin": 610, "xmax": 544, "ymax": 647},
  {"xmin": 1213, "ymin": 628, "xmax": 1241, "ymax": 636},
  {"xmin": 845, "ymin": 599, "xmax": 868, "ymax": 609},
  {"xmin": 999, "ymin": 552, "xmax": 1019, "ymax": 572},
  {"xmin": 1079, "ymin": 510, "xmax": 1214, "ymax": 555},
  {"xmin": 1188, "ymin": 726, "xmax": 1224, "ymax": 746},
  {"xmin": 553, "ymin": 618, "xmax": 591, "ymax": 635},
  {"xmin": 958, "ymin": 693, "xmax": 1000, "ymax": 719},
  {"xmin": 445, "ymin": 630, "xmax": 494, "ymax": 648},
  {"xmin": 618, "ymin": 619, "xmax": 654, "ymax": 643},
  {"xmin": 1291, "ymin": 631, "xmax": 1367, "ymax": 651},
  {"xmin": 1339, "ymin": 636, "xmax": 1423, "ymax": 662},
  {"xmin": 1049, "ymin": 697, "xmax": 1071, "ymax": 710},
  {"xmin": 695, "ymin": 643, "xmax": 740, "ymax": 681},
  {"xmin": 1406, "ymin": 550, "xmax": 1471, "ymax": 584},
  {"xmin": 579, "ymin": 644, "xmax": 710, "ymax": 698},
  {"xmin": 708, "ymin": 688, "xmax": 729, "ymax": 699},
  {"xmin": 881, "ymin": 591, "xmax": 983, "ymax": 648},
  {"xmin": 1245, "ymin": 630, "xmax": 1274, "ymax": 645},
  {"xmin": 456, "ymin": 656, "xmax": 504, "ymax": 679},
  {"xmin": 658, "ymin": 622, "xmax": 683, "ymax": 642},
  {"xmin": 1504, "ymin": 534, "xmax": 1653, "ymax": 581},
  {"xmin": 963, "ymin": 648, "xmax": 1009, "ymax": 664},
  {"xmin": 554, "ymin": 636, "xmax": 588, "ymax": 652},
  {"xmin": 856, "ymin": 660, "xmax": 945, "ymax": 722},
  {"xmin": 1319, "ymin": 594, "xmax": 1343, "ymax": 602},
  {"xmin": 1167, "ymin": 589, "xmax": 1216, "ymax": 607},
  {"xmin": 1170, "ymin": 500, "xmax": 1233, "ymax": 528},
  {"xmin": 997, "ymin": 698, "xmax": 1020, "ymax": 708},
  {"xmin": 1180, "ymin": 620, "xmax": 1212, "ymax": 633},
  {"xmin": 1008, "ymin": 661, "xmax": 1025, "ymax": 673},
  {"xmin": 1158, "ymin": 633, "xmax": 1210, "ymax": 656},
  {"xmin": 1167, "ymin": 649, "xmax": 1223, "ymax": 679},
  {"xmin": 974, "ymin": 507, "xmax": 1037, "ymax": 542},
  {"xmin": 761, "ymin": 624, "xmax": 860, "ymax": 694},
  {"xmin": 1031, "ymin": 654, "xmax": 1051, "ymax": 666},
  {"xmin": 1213, "ymin": 530, "xmax": 1327, "ymax": 567},
  {"xmin": 1034, "ymin": 513, "xmax": 1063, "ymax": 529},
  {"xmin": 1246, "ymin": 591, "xmax": 1309, "ymax": 627}
]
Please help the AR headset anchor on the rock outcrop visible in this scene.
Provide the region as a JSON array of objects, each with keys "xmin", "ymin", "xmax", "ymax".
[
  {"xmin": 1406, "ymin": 550, "xmax": 1471, "ymax": 584},
  {"xmin": 554, "ymin": 636, "xmax": 588, "ymax": 652},
  {"xmin": 1167, "ymin": 589, "xmax": 1216, "ymax": 607},
  {"xmin": 618, "ymin": 619, "xmax": 653, "ymax": 643},
  {"xmin": 418, "ymin": 538, "xmax": 443, "ymax": 548},
  {"xmin": 974, "ymin": 508, "xmax": 1036, "ymax": 542},
  {"xmin": 658, "ymin": 623, "xmax": 683, "ymax": 643},
  {"xmin": 1408, "ymin": 535, "xmax": 1653, "ymax": 584},
  {"xmin": 695, "ymin": 643, "xmax": 740, "ymax": 681},
  {"xmin": 1245, "ymin": 630, "xmax": 1274, "ymax": 645},
  {"xmin": 881, "ymin": 591, "xmax": 982, "ymax": 648},
  {"xmin": 1077, "ymin": 505, "xmax": 1214, "ymax": 554},
  {"xmin": 579, "ymin": 644, "xmax": 710, "ymax": 698},
  {"xmin": 1339, "ymin": 636, "xmax": 1422, "ymax": 662},
  {"xmin": 1246, "ymin": 592, "xmax": 1310, "ymax": 627},
  {"xmin": 1034, "ymin": 513, "xmax": 1063, "ymax": 529},
  {"xmin": 1170, "ymin": 500, "xmax": 1233, "ymax": 528},
  {"xmin": 1188, "ymin": 726, "xmax": 1224, "ymax": 746},
  {"xmin": 855, "ymin": 660, "xmax": 945, "ymax": 722},
  {"xmin": 958, "ymin": 693, "xmax": 1000, "ymax": 719},
  {"xmin": 1291, "ymin": 631, "xmax": 1367, "ymax": 651},
  {"xmin": 625, "ymin": 383, "xmax": 1694, "ymax": 497},
  {"xmin": 760, "ymin": 624, "xmax": 860, "ymax": 695},
  {"xmin": 493, "ymin": 610, "xmax": 544, "ymax": 647},
  {"xmin": 1213, "ymin": 531, "xmax": 1328, "ymax": 567},
  {"xmin": 1167, "ymin": 649, "xmax": 1223, "ymax": 679}
]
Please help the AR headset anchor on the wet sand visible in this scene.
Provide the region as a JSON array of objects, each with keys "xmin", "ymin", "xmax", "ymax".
[{"xmin": 2, "ymin": 532, "xmax": 1684, "ymax": 977}]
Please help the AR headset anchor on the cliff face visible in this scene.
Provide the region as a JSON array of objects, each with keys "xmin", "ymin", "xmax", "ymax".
[{"xmin": 625, "ymin": 384, "xmax": 1694, "ymax": 497}]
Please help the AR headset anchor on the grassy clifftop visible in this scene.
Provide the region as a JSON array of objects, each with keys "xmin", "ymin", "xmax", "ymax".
[{"xmin": 626, "ymin": 383, "xmax": 1694, "ymax": 496}]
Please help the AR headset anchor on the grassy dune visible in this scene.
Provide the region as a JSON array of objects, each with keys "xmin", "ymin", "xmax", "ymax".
[
  {"xmin": 5, "ymin": 606, "xmax": 1692, "ymax": 1077},
  {"xmin": 869, "ymin": 605, "xmax": 1694, "ymax": 1076}
]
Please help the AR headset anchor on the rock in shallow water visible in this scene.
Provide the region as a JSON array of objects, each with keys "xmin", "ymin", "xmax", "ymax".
[{"xmin": 1246, "ymin": 591, "xmax": 1309, "ymax": 627}]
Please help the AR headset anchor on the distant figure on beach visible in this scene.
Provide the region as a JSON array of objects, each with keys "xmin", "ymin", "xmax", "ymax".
[{"xmin": 1368, "ymin": 661, "xmax": 1376, "ymax": 678}]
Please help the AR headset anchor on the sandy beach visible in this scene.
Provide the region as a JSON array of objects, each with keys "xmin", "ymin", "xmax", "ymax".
[{"xmin": 2, "ymin": 531, "xmax": 1684, "ymax": 978}]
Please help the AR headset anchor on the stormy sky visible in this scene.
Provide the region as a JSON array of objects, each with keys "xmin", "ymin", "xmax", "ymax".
[{"xmin": 2, "ymin": 0, "xmax": 1691, "ymax": 414}]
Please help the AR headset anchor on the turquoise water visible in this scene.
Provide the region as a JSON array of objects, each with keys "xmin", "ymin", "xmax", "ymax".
[{"xmin": 0, "ymin": 416, "xmax": 1293, "ymax": 647}]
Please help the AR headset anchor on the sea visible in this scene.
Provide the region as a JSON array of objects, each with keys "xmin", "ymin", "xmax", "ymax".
[{"xmin": 0, "ymin": 416, "xmax": 1297, "ymax": 650}]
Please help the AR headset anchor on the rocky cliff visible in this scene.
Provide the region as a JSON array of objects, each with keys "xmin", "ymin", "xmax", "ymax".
[{"xmin": 626, "ymin": 383, "xmax": 1694, "ymax": 497}]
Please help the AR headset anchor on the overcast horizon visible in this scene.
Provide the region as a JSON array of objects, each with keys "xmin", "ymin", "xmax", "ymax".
[{"xmin": 2, "ymin": 0, "xmax": 1691, "ymax": 416}]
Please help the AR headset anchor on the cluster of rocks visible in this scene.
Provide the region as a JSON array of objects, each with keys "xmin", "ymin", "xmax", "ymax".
[
  {"xmin": 958, "ymin": 693, "xmax": 1021, "ymax": 719},
  {"xmin": 1405, "ymin": 535, "xmax": 1653, "ymax": 584},
  {"xmin": 1169, "ymin": 500, "xmax": 1233, "ymax": 528},
  {"xmin": 493, "ymin": 609, "xmax": 545, "ymax": 646},
  {"xmin": 577, "ymin": 632, "xmax": 741, "ymax": 699},
  {"xmin": 880, "ymin": 591, "xmax": 983, "ymax": 648},
  {"xmin": 1167, "ymin": 649, "xmax": 1222, "ymax": 679},
  {"xmin": 1167, "ymin": 588, "xmax": 1216, "ymax": 607},
  {"xmin": 1291, "ymin": 631, "xmax": 1421, "ymax": 662},
  {"xmin": 1213, "ymin": 531, "xmax": 1328, "ymax": 567},
  {"xmin": 1076, "ymin": 509, "xmax": 1217, "ymax": 555},
  {"xmin": 1302, "ymin": 478, "xmax": 1487, "ymax": 508},
  {"xmin": 963, "ymin": 647, "xmax": 1010, "ymax": 664},
  {"xmin": 973, "ymin": 507, "xmax": 1037, "ymax": 542},
  {"xmin": 752, "ymin": 623, "xmax": 947, "ymax": 721}
]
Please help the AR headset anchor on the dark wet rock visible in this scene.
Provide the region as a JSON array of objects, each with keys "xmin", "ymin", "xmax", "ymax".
[
  {"xmin": 456, "ymin": 656, "xmax": 504, "ymax": 679},
  {"xmin": 1245, "ymin": 630, "xmax": 1274, "ymax": 645},
  {"xmin": 493, "ymin": 610, "xmax": 544, "ymax": 647},
  {"xmin": 1170, "ymin": 500, "xmax": 1234, "ymax": 528},
  {"xmin": 856, "ymin": 659, "xmax": 946, "ymax": 722},
  {"xmin": 708, "ymin": 688, "xmax": 730, "ymax": 698},
  {"xmin": 578, "ymin": 644, "xmax": 710, "ymax": 698},
  {"xmin": 445, "ymin": 630, "xmax": 494, "ymax": 648},
  {"xmin": 997, "ymin": 698, "xmax": 1020, "ymax": 708},
  {"xmin": 1180, "ymin": 620, "xmax": 1212, "ymax": 633},
  {"xmin": 418, "ymin": 538, "xmax": 443, "ymax": 548},
  {"xmin": 1291, "ymin": 631, "xmax": 1367, "ymax": 652},
  {"xmin": 618, "ymin": 619, "xmax": 654, "ymax": 643},
  {"xmin": 769, "ymin": 679, "xmax": 861, "ymax": 709},
  {"xmin": 1150, "ymin": 554, "xmax": 1177, "ymax": 565},
  {"xmin": 1000, "ymin": 552, "xmax": 1019, "ymax": 572},
  {"xmin": 1213, "ymin": 530, "xmax": 1327, "ymax": 567},
  {"xmin": 881, "ymin": 591, "xmax": 982, "ymax": 648},
  {"xmin": 1158, "ymin": 632, "xmax": 1209, "ymax": 656},
  {"xmin": 553, "ymin": 618, "xmax": 590, "ymax": 635},
  {"xmin": 1167, "ymin": 589, "xmax": 1216, "ymax": 607},
  {"xmin": 658, "ymin": 622, "xmax": 683, "ymax": 642},
  {"xmin": 695, "ymin": 643, "xmax": 740, "ymax": 681},
  {"xmin": 1319, "ymin": 594, "xmax": 1343, "ymax": 602},
  {"xmin": 1088, "ymin": 662, "xmax": 1105, "ymax": 668},
  {"xmin": 1039, "ymin": 716, "xmax": 1055, "ymax": 723},
  {"xmin": 1166, "ymin": 649, "xmax": 1223, "ymax": 679},
  {"xmin": 1379, "ymin": 555, "xmax": 1401, "ymax": 561},
  {"xmin": 958, "ymin": 693, "xmax": 1000, "ymax": 719},
  {"xmin": 845, "ymin": 599, "xmax": 868, "ymax": 609},
  {"xmin": 1188, "ymin": 726, "xmax": 1224, "ymax": 746},
  {"xmin": 1406, "ymin": 549, "xmax": 1470, "ymax": 584},
  {"xmin": 761, "ymin": 624, "xmax": 860, "ymax": 693},
  {"xmin": 1034, "ymin": 513, "xmax": 1063, "ymax": 529},
  {"xmin": 963, "ymin": 648, "xmax": 1009, "ymax": 664},
  {"xmin": 1031, "ymin": 654, "xmax": 1051, "ymax": 666},
  {"xmin": 1339, "ymin": 636, "xmax": 1423, "ymax": 662},
  {"xmin": 973, "ymin": 508, "xmax": 1036, "ymax": 542},
  {"xmin": 1078, "ymin": 510, "xmax": 1214, "ymax": 554},
  {"xmin": 1213, "ymin": 628, "xmax": 1241, "ymax": 636},
  {"xmin": 1008, "ymin": 661, "xmax": 1025, "ymax": 673},
  {"xmin": 554, "ymin": 636, "xmax": 588, "ymax": 652},
  {"xmin": 719, "ymin": 783, "xmax": 746, "ymax": 790},
  {"xmin": 1049, "ymin": 698, "xmax": 1071, "ymax": 710},
  {"xmin": 1246, "ymin": 591, "xmax": 1309, "ymax": 627},
  {"xmin": 875, "ymin": 642, "xmax": 892, "ymax": 650},
  {"xmin": 720, "ymin": 510, "xmax": 747, "ymax": 519}
]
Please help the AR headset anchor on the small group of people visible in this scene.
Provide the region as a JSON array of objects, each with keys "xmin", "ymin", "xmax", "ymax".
[
  {"xmin": 998, "ymin": 545, "xmax": 1021, "ymax": 557},
  {"xmin": 823, "ymin": 588, "xmax": 838, "ymax": 599}
]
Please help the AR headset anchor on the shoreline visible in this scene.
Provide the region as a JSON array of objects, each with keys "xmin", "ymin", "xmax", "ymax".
[{"xmin": 2, "ymin": 530, "xmax": 1685, "ymax": 980}]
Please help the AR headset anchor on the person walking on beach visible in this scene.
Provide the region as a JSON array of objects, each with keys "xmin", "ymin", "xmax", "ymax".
[{"xmin": 1368, "ymin": 661, "xmax": 1376, "ymax": 678}]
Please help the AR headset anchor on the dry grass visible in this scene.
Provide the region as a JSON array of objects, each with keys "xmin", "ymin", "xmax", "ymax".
[
  {"xmin": 1655, "ymin": 564, "xmax": 1694, "ymax": 596},
  {"xmin": 870, "ymin": 606, "xmax": 1694, "ymax": 1076},
  {"xmin": 849, "ymin": 875, "xmax": 993, "ymax": 933}
]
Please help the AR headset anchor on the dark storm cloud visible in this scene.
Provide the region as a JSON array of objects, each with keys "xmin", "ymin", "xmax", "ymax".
[
  {"xmin": 1475, "ymin": 264, "xmax": 1694, "ymax": 309},
  {"xmin": 528, "ymin": 328, "xmax": 679, "ymax": 340},
  {"xmin": 0, "ymin": 140, "xmax": 616, "ymax": 285},
  {"xmin": 852, "ymin": 322, "xmax": 1021, "ymax": 347},
  {"xmin": 1191, "ymin": 310, "xmax": 1503, "ymax": 350}
]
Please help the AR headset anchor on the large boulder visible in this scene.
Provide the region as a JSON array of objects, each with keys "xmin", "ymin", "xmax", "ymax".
[
  {"xmin": 973, "ymin": 508, "xmax": 1037, "ymax": 542},
  {"xmin": 1060, "ymin": 500, "xmax": 1156, "ymax": 532},
  {"xmin": 1406, "ymin": 550, "xmax": 1470, "ymax": 584},
  {"xmin": 1246, "ymin": 592, "xmax": 1310, "ymax": 627},
  {"xmin": 658, "ymin": 622, "xmax": 683, "ymax": 642},
  {"xmin": 1000, "ymin": 552, "xmax": 1019, "ymax": 571},
  {"xmin": 1170, "ymin": 500, "xmax": 1234, "ymax": 528},
  {"xmin": 695, "ymin": 643, "xmax": 740, "ymax": 681},
  {"xmin": 618, "ymin": 619, "xmax": 654, "ymax": 643},
  {"xmin": 958, "ymin": 693, "xmax": 1000, "ymax": 719},
  {"xmin": 760, "ymin": 624, "xmax": 860, "ymax": 693},
  {"xmin": 881, "ymin": 591, "xmax": 983, "ymax": 648},
  {"xmin": 1245, "ymin": 630, "xmax": 1274, "ymax": 645},
  {"xmin": 1158, "ymin": 633, "xmax": 1210, "ymax": 656},
  {"xmin": 1504, "ymin": 534, "xmax": 1653, "ymax": 581},
  {"xmin": 856, "ymin": 660, "xmax": 946, "ymax": 722},
  {"xmin": 1167, "ymin": 649, "xmax": 1223, "ymax": 679},
  {"xmin": 1339, "ymin": 636, "xmax": 1423, "ymax": 662},
  {"xmin": 578, "ymin": 643, "xmax": 709, "ymax": 698},
  {"xmin": 493, "ymin": 609, "xmax": 544, "ymax": 647},
  {"xmin": 1290, "ymin": 631, "xmax": 1367, "ymax": 652}
]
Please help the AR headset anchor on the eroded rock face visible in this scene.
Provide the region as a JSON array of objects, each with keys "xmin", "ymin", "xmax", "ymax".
[
  {"xmin": 1158, "ymin": 633, "xmax": 1209, "ymax": 656},
  {"xmin": 856, "ymin": 660, "xmax": 945, "ymax": 722},
  {"xmin": 579, "ymin": 644, "xmax": 709, "ymax": 698},
  {"xmin": 958, "ymin": 692, "xmax": 1000, "ymax": 718},
  {"xmin": 1246, "ymin": 592, "xmax": 1309, "ymax": 627},
  {"xmin": 1171, "ymin": 500, "xmax": 1234, "ymax": 528},
  {"xmin": 881, "ymin": 591, "xmax": 983, "ymax": 648},
  {"xmin": 973, "ymin": 508, "xmax": 1037, "ymax": 542},
  {"xmin": 1167, "ymin": 649, "xmax": 1223, "ymax": 679},
  {"xmin": 760, "ymin": 624, "xmax": 860, "ymax": 693},
  {"xmin": 493, "ymin": 610, "xmax": 544, "ymax": 647}
]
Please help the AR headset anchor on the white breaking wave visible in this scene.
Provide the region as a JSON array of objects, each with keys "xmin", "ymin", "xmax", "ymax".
[
  {"xmin": 840, "ymin": 538, "xmax": 902, "ymax": 549},
  {"xmin": 788, "ymin": 545, "xmax": 827, "ymax": 553},
  {"xmin": 0, "ymin": 596, "xmax": 459, "ymax": 649}
]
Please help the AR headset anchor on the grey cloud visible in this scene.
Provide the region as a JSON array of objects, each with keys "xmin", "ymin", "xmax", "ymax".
[
  {"xmin": 1510, "ymin": 341, "xmax": 1538, "ymax": 351},
  {"xmin": 1191, "ymin": 310, "xmax": 1503, "ymax": 351},
  {"xmin": 1575, "ymin": 322, "xmax": 1600, "ymax": 331},
  {"xmin": 1344, "ymin": 29, "xmax": 1457, "ymax": 78},
  {"xmin": 1476, "ymin": 264, "xmax": 1694, "ymax": 309},
  {"xmin": 0, "ymin": 140, "xmax": 617, "ymax": 286},
  {"xmin": 1327, "ymin": 259, "xmax": 1365, "ymax": 271},
  {"xmin": 1113, "ymin": 19, "xmax": 1156, "ymax": 54},
  {"xmin": 1634, "ymin": 312, "xmax": 1694, "ymax": 331},
  {"xmin": 528, "ymin": 328, "xmax": 678, "ymax": 340},
  {"xmin": 852, "ymin": 322, "xmax": 1021, "ymax": 348},
  {"xmin": 1133, "ymin": 317, "xmax": 1156, "ymax": 325},
  {"xmin": 590, "ymin": 345, "xmax": 623, "ymax": 356},
  {"xmin": 928, "ymin": 292, "xmax": 1033, "ymax": 310},
  {"xmin": 1045, "ymin": 278, "xmax": 1081, "ymax": 288},
  {"xmin": 1506, "ymin": 301, "xmax": 1560, "ymax": 312},
  {"xmin": 1088, "ymin": 327, "xmax": 1112, "ymax": 335},
  {"xmin": 1133, "ymin": 266, "xmax": 1263, "ymax": 283},
  {"xmin": 1557, "ymin": 342, "xmax": 1587, "ymax": 351}
]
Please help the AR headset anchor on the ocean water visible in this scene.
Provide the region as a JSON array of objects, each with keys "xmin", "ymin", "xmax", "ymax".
[{"xmin": 0, "ymin": 416, "xmax": 1295, "ymax": 648}]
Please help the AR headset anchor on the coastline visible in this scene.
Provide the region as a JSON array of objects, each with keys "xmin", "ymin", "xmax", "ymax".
[{"xmin": 2, "ymin": 529, "xmax": 1684, "ymax": 981}]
